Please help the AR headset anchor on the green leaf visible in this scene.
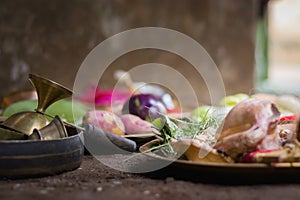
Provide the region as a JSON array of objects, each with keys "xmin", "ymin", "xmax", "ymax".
[{"xmin": 152, "ymin": 118, "xmax": 165, "ymax": 130}]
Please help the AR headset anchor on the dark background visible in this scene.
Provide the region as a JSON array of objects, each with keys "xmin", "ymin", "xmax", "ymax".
[{"xmin": 0, "ymin": 0, "xmax": 258, "ymax": 104}]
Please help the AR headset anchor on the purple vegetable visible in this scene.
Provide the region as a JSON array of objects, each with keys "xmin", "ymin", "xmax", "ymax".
[{"xmin": 122, "ymin": 94, "xmax": 166, "ymax": 121}]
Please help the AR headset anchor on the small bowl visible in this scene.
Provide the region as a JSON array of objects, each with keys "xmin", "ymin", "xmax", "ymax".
[
  {"xmin": 0, "ymin": 126, "xmax": 26, "ymax": 140},
  {"xmin": 1, "ymin": 111, "xmax": 49, "ymax": 136},
  {"xmin": 30, "ymin": 116, "xmax": 68, "ymax": 140}
]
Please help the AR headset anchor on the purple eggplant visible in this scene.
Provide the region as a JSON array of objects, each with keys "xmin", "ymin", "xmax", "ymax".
[{"xmin": 122, "ymin": 94, "xmax": 166, "ymax": 121}]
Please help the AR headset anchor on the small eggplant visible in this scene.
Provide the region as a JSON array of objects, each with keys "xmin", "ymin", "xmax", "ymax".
[{"xmin": 122, "ymin": 94, "xmax": 167, "ymax": 121}]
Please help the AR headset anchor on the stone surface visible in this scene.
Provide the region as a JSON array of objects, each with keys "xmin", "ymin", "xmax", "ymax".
[{"xmin": 0, "ymin": 0, "xmax": 258, "ymax": 106}]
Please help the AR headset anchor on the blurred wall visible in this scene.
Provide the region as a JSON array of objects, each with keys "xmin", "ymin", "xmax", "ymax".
[{"xmin": 0, "ymin": 0, "xmax": 258, "ymax": 106}]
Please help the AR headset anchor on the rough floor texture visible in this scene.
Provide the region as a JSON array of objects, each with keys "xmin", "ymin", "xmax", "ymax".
[{"xmin": 1, "ymin": 155, "xmax": 300, "ymax": 200}]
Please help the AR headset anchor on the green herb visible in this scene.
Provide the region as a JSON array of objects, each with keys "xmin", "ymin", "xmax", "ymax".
[
  {"xmin": 163, "ymin": 115, "xmax": 220, "ymax": 140},
  {"xmin": 149, "ymin": 113, "xmax": 222, "ymax": 158}
]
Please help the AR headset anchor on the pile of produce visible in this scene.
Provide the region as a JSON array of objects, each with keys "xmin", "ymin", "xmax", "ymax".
[
  {"xmin": 145, "ymin": 93, "xmax": 300, "ymax": 164},
  {"xmin": 78, "ymin": 82, "xmax": 300, "ymax": 165},
  {"xmin": 2, "ymin": 71, "xmax": 300, "ymax": 166}
]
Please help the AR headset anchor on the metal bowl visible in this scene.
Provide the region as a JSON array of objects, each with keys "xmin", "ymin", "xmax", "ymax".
[
  {"xmin": 1, "ymin": 74, "xmax": 73, "ymax": 136},
  {"xmin": 0, "ymin": 126, "xmax": 26, "ymax": 140},
  {"xmin": 0, "ymin": 125, "xmax": 84, "ymax": 179}
]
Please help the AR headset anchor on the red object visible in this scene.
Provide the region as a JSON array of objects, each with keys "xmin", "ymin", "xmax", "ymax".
[
  {"xmin": 279, "ymin": 115, "xmax": 297, "ymax": 123},
  {"xmin": 242, "ymin": 149, "xmax": 281, "ymax": 163},
  {"xmin": 166, "ymin": 108, "xmax": 181, "ymax": 114},
  {"xmin": 78, "ymin": 86, "xmax": 131, "ymax": 107}
]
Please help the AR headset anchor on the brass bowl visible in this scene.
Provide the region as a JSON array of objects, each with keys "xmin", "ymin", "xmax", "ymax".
[
  {"xmin": 30, "ymin": 116, "xmax": 68, "ymax": 140},
  {"xmin": 2, "ymin": 111, "xmax": 49, "ymax": 136},
  {"xmin": 1, "ymin": 74, "xmax": 73, "ymax": 136},
  {"xmin": 0, "ymin": 126, "xmax": 25, "ymax": 140},
  {"xmin": 28, "ymin": 74, "xmax": 72, "ymax": 113}
]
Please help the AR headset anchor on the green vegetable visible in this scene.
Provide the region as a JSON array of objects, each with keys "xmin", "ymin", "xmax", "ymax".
[
  {"xmin": 191, "ymin": 106, "xmax": 215, "ymax": 122},
  {"xmin": 2, "ymin": 100, "xmax": 88, "ymax": 126},
  {"xmin": 191, "ymin": 105, "xmax": 230, "ymax": 123},
  {"xmin": 220, "ymin": 93, "xmax": 250, "ymax": 106},
  {"xmin": 152, "ymin": 117, "xmax": 165, "ymax": 130}
]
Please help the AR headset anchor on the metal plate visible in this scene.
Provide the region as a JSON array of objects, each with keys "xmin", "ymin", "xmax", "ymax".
[
  {"xmin": 139, "ymin": 139, "xmax": 300, "ymax": 184},
  {"xmin": 0, "ymin": 126, "xmax": 84, "ymax": 179}
]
